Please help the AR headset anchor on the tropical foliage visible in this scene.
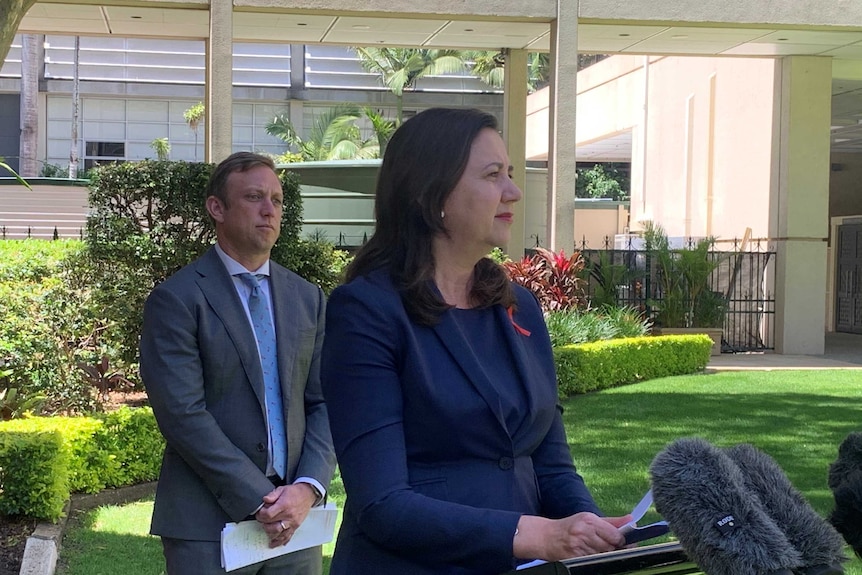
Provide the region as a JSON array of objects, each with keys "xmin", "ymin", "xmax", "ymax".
[
  {"xmin": 0, "ymin": 158, "xmax": 31, "ymax": 189},
  {"xmin": 643, "ymin": 221, "xmax": 727, "ymax": 328},
  {"xmin": 266, "ymin": 105, "xmax": 394, "ymax": 161},
  {"xmin": 545, "ymin": 305, "xmax": 651, "ymax": 347},
  {"xmin": 354, "ymin": 48, "xmax": 471, "ymax": 124},
  {"xmin": 576, "ymin": 163, "xmax": 629, "ymax": 200},
  {"xmin": 502, "ymin": 247, "xmax": 588, "ymax": 312}
]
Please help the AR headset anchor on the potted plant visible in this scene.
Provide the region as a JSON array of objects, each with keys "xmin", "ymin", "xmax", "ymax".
[{"xmin": 643, "ymin": 222, "xmax": 727, "ymax": 355}]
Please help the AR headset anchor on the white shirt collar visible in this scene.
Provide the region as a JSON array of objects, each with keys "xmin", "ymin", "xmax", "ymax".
[{"xmin": 214, "ymin": 243, "xmax": 271, "ymax": 277}]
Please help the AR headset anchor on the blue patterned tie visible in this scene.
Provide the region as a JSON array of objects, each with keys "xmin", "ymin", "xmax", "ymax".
[{"xmin": 238, "ymin": 272, "xmax": 286, "ymax": 479}]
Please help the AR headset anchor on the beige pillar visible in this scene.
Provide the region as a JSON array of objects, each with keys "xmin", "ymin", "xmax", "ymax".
[
  {"xmin": 205, "ymin": 0, "xmax": 233, "ymax": 163},
  {"xmin": 770, "ymin": 56, "xmax": 832, "ymax": 354},
  {"xmin": 547, "ymin": 0, "xmax": 578, "ymax": 253},
  {"xmin": 503, "ymin": 48, "xmax": 528, "ymax": 259}
]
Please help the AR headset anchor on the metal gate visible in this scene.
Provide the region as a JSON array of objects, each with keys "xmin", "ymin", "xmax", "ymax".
[{"xmin": 836, "ymin": 223, "xmax": 862, "ymax": 334}]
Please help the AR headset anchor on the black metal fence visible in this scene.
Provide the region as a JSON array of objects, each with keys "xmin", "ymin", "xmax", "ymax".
[{"xmin": 577, "ymin": 239, "xmax": 777, "ymax": 352}]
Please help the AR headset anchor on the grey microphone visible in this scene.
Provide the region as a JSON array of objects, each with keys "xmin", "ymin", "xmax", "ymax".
[
  {"xmin": 725, "ymin": 443, "xmax": 845, "ymax": 575},
  {"xmin": 650, "ymin": 437, "xmax": 802, "ymax": 575}
]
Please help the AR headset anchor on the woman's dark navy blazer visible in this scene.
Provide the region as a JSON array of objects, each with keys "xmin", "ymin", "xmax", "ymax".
[{"xmin": 321, "ymin": 268, "xmax": 601, "ymax": 575}]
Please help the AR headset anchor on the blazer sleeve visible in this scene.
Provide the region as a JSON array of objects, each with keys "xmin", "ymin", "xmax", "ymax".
[
  {"xmin": 321, "ymin": 280, "xmax": 522, "ymax": 574},
  {"xmin": 292, "ymin": 283, "xmax": 336, "ymax": 490},
  {"xmin": 141, "ymin": 283, "xmax": 274, "ymax": 521}
]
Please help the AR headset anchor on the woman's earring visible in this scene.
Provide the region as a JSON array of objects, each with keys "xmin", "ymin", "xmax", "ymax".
[{"xmin": 440, "ymin": 210, "xmax": 445, "ymax": 219}]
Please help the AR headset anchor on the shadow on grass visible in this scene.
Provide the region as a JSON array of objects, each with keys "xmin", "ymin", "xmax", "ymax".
[
  {"xmin": 564, "ymin": 388, "xmax": 862, "ymax": 514},
  {"xmin": 59, "ymin": 529, "xmax": 164, "ymax": 575}
]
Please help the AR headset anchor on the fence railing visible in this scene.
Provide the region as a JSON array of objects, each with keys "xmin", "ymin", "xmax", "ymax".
[{"xmin": 579, "ymin": 245, "xmax": 777, "ymax": 352}]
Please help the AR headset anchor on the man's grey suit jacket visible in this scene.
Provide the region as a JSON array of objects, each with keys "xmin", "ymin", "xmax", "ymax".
[{"xmin": 141, "ymin": 246, "xmax": 335, "ymax": 542}]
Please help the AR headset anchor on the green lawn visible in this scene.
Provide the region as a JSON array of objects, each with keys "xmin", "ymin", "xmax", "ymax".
[{"xmin": 57, "ymin": 369, "xmax": 862, "ymax": 574}]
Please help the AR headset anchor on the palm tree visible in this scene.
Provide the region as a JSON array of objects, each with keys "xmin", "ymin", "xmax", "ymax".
[
  {"xmin": 467, "ymin": 50, "xmax": 552, "ymax": 93},
  {"xmin": 354, "ymin": 48, "xmax": 469, "ymax": 125},
  {"xmin": 149, "ymin": 138, "xmax": 171, "ymax": 161},
  {"xmin": 466, "ymin": 50, "xmax": 506, "ymax": 89},
  {"xmin": 265, "ymin": 105, "xmax": 394, "ymax": 161},
  {"xmin": 0, "ymin": 158, "xmax": 31, "ymax": 188},
  {"xmin": 183, "ymin": 102, "xmax": 205, "ymax": 161}
]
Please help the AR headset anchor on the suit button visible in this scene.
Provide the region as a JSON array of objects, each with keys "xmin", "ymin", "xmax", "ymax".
[
  {"xmin": 257, "ymin": 443, "xmax": 266, "ymax": 452},
  {"xmin": 499, "ymin": 457, "xmax": 513, "ymax": 470}
]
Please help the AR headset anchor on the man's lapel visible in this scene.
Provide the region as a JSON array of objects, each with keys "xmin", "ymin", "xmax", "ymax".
[
  {"xmin": 195, "ymin": 248, "xmax": 266, "ymax": 406},
  {"xmin": 269, "ymin": 266, "xmax": 299, "ymax": 398}
]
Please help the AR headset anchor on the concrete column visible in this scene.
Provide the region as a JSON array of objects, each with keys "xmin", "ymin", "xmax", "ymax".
[
  {"xmin": 503, "ymin": 48, "xmax": 528, "ymax": 259},
  {"xmin": 770, "ymin": 56, "xmax": 831, "ymax": 354},
  {"xmin": 205, "ymin": 0, "xmax": 233, "ymax": 163},
  {"xmin": 547, "ymin": 0, "xmax": 578, "ymax": 253}
]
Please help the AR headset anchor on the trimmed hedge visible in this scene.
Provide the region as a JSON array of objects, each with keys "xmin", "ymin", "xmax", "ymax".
[
  {"xmin": 0, "ymin": 429, "xmax": 67, "ymax": 520},
  {"xmin": 555, "ymin": 334, "xmax": 712, "ymax": 399},
  {"xmin": 0, "ymin": 406, "xmax": 163, "ymax": 520}
]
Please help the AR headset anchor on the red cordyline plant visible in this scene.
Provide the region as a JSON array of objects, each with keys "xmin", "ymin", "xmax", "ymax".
[{"xmin": 502, "ymin": 247, "xmax": 588, "ymax": 312}]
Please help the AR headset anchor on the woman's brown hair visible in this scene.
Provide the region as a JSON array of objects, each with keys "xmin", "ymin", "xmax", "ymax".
[{"xmin": 346, "ymin": 107, "xmax": 515, "ymax": 325}]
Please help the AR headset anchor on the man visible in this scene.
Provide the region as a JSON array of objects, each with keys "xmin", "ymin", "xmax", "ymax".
[{"xmin": 141, "ymin": 152, "xmax": 336, "ymax": 574}]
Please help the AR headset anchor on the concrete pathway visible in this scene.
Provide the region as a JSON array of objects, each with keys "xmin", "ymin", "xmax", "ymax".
[{"xmin": 707, "ymin": 332, "xmax": 862, "ymax": 371}]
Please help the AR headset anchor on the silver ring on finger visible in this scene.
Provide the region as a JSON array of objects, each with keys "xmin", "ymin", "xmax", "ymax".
[{"xmin": 279, "ymin": 520, "xmax": 287, "ymax": 532}]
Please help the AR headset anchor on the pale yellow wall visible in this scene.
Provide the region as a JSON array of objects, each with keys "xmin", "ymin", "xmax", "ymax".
[
  {"xmin": 523, "ymin": 169, "xmax": 629, "ymax": 253},
  {"xmin": 634, "ymin": 57, "xmax": 776, "ymax": 241},
  {"xmin": 526, "ymin": 55, "xmax": 777, "ymax": 244}
]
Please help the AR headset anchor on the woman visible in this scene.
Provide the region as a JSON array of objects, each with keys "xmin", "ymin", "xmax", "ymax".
[{"xmin": 320, "ymin": 107, "xmax": 629, "ymax": 575}]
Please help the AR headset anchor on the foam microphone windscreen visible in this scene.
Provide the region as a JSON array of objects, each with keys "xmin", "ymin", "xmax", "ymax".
[
  {"xmin": 725, "ymin": 443, "xmax": 846, "ymax": 575},
  {"xmin": 650, "ymin": 437, "xmax": 802, "ymax": 575},
  {"xmin": 829, "ymin": 468, "xmax": 862, "ymax": 560},
  {"xmin": 828, "ymin": 432, "xmax": 862, "ymax": 491},
  {"xmin": 828, "ymin": 432, "xmax": 862, "ymax": 559}
]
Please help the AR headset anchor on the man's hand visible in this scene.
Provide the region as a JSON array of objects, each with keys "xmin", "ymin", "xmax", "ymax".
[{"xmin": 255, "ymin": 483, "xmax": 318, "ymax": 547}]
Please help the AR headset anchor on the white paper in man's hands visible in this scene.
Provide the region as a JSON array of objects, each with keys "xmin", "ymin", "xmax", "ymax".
[{"xmin": 220, "ymin": 503, "xmax": 338, "ymax": 572}]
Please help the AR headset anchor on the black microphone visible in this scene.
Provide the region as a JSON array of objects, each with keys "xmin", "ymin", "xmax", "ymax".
[
  {"xmin": 828, "ymin": 432, "xmax": 862, "ymax": 559},
  {"xmin": 650, "ymin": 437, "xmax": 802, "ymax": 575},
  {"xmin": 828, "ymin": 432, "xmax": 862, "ymax": 492},
  {"xmin": 725, "ymin": 443, "xmax": 846, "ymax": 575}
]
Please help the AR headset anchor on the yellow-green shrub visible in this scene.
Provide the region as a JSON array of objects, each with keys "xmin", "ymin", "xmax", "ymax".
[
  {"xmin": 554, "ymin": 334, "xmax": 712, "ymax": 398},
  {"xmin": 0, "ymin": 407, "xmax": 164, "ymax": 520},
  {"xmin": 0, "ymin": 429, "xmax": 67, "ymax": 520}
]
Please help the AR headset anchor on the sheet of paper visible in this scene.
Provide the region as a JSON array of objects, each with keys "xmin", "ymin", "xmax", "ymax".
[
  {"xmin": 220, "ymin": 503, "xmax": 338, "ymax": 572},
  {"xmin": 516, "ymin": 488, "xmax": 668, "ymax": 570},
  {"xmin": 618, "ymin": 489, "xmax": 669, "ymax": 545}
]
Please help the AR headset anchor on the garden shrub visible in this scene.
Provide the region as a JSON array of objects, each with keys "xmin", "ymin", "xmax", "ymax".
[
  {"xmin": 85, "ymin": 160, "xmax": 348, "ymax": 366},
  {"xmin": 0, "ymin": 428, "xmax": 67, "ymax": 520},
  {"xmin": 0, "ymin": 407, "xmax": 164, "ymax": 520},
  {"xmin": 554, "ymin": 334, "xmax": 712, "ymax": 399},
  {"xmin": 545, "ymin": 305, "xmax": 651, "ymax": 348},
  {"xmin": 0, "ymin": 240, "xmax": 101, "ymax": 414},
  {"xmin": 503, "ymin": 247, "xmax": 588, "ymax": 312}
]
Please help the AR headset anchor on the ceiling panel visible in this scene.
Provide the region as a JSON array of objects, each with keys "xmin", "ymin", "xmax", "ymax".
[
  {"xmin": 105, "ymin": 7, "xmax": 209, "ymax": 37},
  {"xmin": 322, "ymin": 16, "xmax": 444, "ymax": 46},
  {"xmin": 427, "ymin": 20, "xmax": 548, "ymax": 49},
  {"xmin": 234, "ymin": 12, "xmax": 336, "ymax": 43},
  {"xmin": 19, "ymin": 4, "xmax": 107, "ymax": 34},
  {"xmin": 721, "ymin": 42, "xmax": 839, "ymax": 56},
  {"xmin": 577, "ymin": 24, "xmax": 667, "ymax": 52},
  {"xmin": 527, "ymin": 33, "xmax": 550, "ymax": 51},
  {"xmin": 753, "ymin": 30, "xmax": 862, "ymax": 46}
]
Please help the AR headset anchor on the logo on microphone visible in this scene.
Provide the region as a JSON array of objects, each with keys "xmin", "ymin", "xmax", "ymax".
[{"xmin": 715, "ymin": 514, "xmax": 737, "ymax": 535}]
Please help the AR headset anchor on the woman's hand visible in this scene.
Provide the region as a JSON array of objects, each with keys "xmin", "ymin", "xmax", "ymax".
[{"xmin": 513, "ymin": 513, "xmax": 632, "ymax": 562}]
